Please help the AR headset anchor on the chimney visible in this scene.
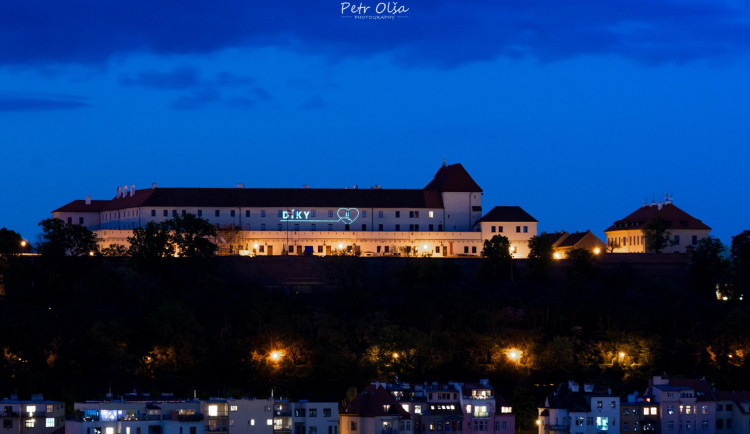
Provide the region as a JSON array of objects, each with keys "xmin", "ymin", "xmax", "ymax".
[
  {"xmin": 152, "ymin": 182, "xmax": 157, "ymax": 189},
  {"xmin": 117, "ymin": 186, "xmax": 122, "ymax": 198},
  {"xmin": 85, "ymin": 195, "xmax": 91, "ymax": 205},
  {"xmin": 236, "ymin": 183, "xmax": 245, "ymax": 189},
  {"xmin": 130, "ymin": 185, "xmax": 135, "ymax": 197},
  {"xmin": 657, "ymin": 202, "xmax": 663, "ymax": 210},
  {"xmin": 123, "ymin": 185, "xmax": 128, "ymax": 197}
]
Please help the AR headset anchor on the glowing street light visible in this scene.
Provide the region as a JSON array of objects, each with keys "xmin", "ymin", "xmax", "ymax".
[
  {"xmin": 594, "ymin": 247, "xmax": 601, "ymax": 255},
  {"xmin": 269, "ymin": 350, "xmax": 283, "ymax": 362},
  {"xmin": 618, "ymin": 351, "xmax": 626, "ymax": 360},
  {"xmin": 506, "ymin": 348, "xmax": 522, "ymax": 363},
  {"xmin": 392, "ymin": 352, "xmax": 400, "ymax": 360},
  {"xmin": 553, "ymin": 252, "xmax": 562, "ymax": 259}
]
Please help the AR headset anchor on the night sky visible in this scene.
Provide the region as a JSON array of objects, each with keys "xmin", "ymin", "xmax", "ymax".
[{"xmin": 1, "ymin": 0, "xmax": 748, "ymax": 246}]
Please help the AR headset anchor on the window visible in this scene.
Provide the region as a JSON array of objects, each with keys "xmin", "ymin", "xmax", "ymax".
[
  {"xmin": 250, "ymin": 420, "xmax": 255, "ymax": 426},
  {"xmin": 246, "ymin": 210, "xmax": 251, "ymax": 217},
  {"xmin": 472, "ymin": 246, "xmax": 476, "ymax": 253},
  {"xmin": 267, "ymin": 419, "xmax": 273, "ymax": 426},
  {"xmin": 726, "ymin": 404, "xmax": 733, "ymax": 411},
  {"xmin": 464, "ymin": 246, "xmax": 469, "ymax": 253},
  {"xmin": 415, "ymin": 211, "xmax": 420, "ymax": 218},
  {"xmin": 309, "ymin": 409, "xmax": 317, "ymax": 417},
  {"xmin": 163, "ymin": 210, "xmax": 168, "ymax": 217},
  {"xmin": 596, "ymin": 417, "xmax": 609, "ymax": 431},
  {"xmin": 429, "ymin": 210, "xmax": 434, "ymax": 218},
  {"xmin": 415, "ymin": 224, "xmax": 420, "ymax": 231},
  {"xmin": 597, "ymin": 401, "xmax": 603, "ymax": 409},
  {"xmin": 261, "ymin": 210, "xmax": 266, "ymax": 217},
  {"xmin": 311, "ymin": 210, "xmax": 316, "ymax": 217},
  {"xmin": 667, "ymin": 405, "xmax": 674, "ymax": 415},
  {"xmin": 438, "ymin": 224, "xmax": 443, "ymax": 231},
  {"xmin": 67, "ymin": 217, "xmax": 72, "ymax": 224},
  {"xmin": 278, "ymin": 210, "xmax": 283, "ymax": 217},
  {"xmin": 259, "ymin": 245, "xmax": 265, "ymax": 253},
  {"xmin": 717, "ymin": 404, "xmax": 723, "ymax": 411},
  {"xmin": 395, "ymin": 224, "xmax": 400, "ymax": 231},
  {"xmin": 345, "ymin": 224, "xmax": 350, "ymax": 231},
  {"xmin": 328, "ymin": 210, "xmax": 333, "ymax": 218},
  {"xmin": 295, "ymin": 409, "xmax": 306, "ymax": 417},
  {"xmin": 25, "ymin": 420, "xmax": 35, "ymax": 428},
  {"xmin": 278, "ymin": 224, "xmax": 282, "ymax": 231},
  {"xmin": 350, "ymin": 422, "xmax": 357, "ymax": 431},
  {"xmin": 611, "ymin": 401, "xmax": 616, "ymax": 408},
  {"xmin": 208, "ymin": 405, "xmax": 218, "ymax": 417},
  {"xmin": 429, "ymin": 224, "xmax": 434, "ymax": 231},
  {"xmin": 46, "ymin": 418, "xmax": 55, "ymax": 428},
  {"xmin": 623, "ymin": 408, "xmax": 630, "ymax": 416},
  {"xmin": 633, "ymin": 422, "xmax": 639, "ymax": 431},
  {"xmin": 215, "ymin": 210, "xmax": 220, "ymax": 217},
  {"xmin": 309, "ymin": 428, "xmax": 317, "ymax": 434},
  {"xmin": 312, "ymin": 224, "xmax": 317, "ymax": 231},
  {"xmin": 378, "ymin": 211, "xmax": 384, "ymax": 218},
  {"xmin": 379, "ymin": 224, "xmax": 383, "ymax": 231},
  {"xmin": 230, "ymin": 405, "xmax": 238, "ymax": 412},
  {"xmin": 3, "ymin": 421, "xmax": 11, "ymax": 429},
  {"xmin": 624, "ymin": 423, "xmax": 628, "ymax": 432},
  {"xmin": 328, "ymin": 224, "xmax": 333, "ymax": 231},
  {"xmin": 692, "ymin": 235, "xmax": 698, "ymax": 245},
  {"xmin": 702, "ymin": 405, "xmax": 708, "ymax": 414},
  {"xmin": 151, "ymin": 210, "xmax": 156, "ymax": 217},
  {"xmin": 289, "ymin": 245, "xmax": 294, "ymax": 253},
  {"xmin": 575, "ymin": 417, "xmax": 584, "ymax": 426},
  {"xmin": 362, "ymin": 211, "xmax": 367, "ymax": 218},
  {"xmin": 261, "ymin": 224, "xmax": 266, "ymax": 230},
  {"xmin": 414, "ymin": 405, "xmax": 421, "ymax": 414},
  {"xmin": 674, "ymin": 235, "xmax": 680, "ymax": 245},
  {"xmin": 409, "ymin": 211, "xmax": 414, "ymax": 218},
  {"xmin": 409, "ymin": 224, "xmax": 414, "ymax": 231},
  {"xmin": 516, "ymin": 226, "xmax": 520, "ymax": 233},
  {"xmin": 172, "ymin": 210, "xmax": 178, "ymax": 217},
  {"xmin": 473, "ymin": 421, "xmax": 488, "ymax": 431},
  {"xmin": 362, "ymin": 224, "xmax": 366, "ymax": 231},
  {"xmin": 523, "ymin": 226, "xmax": 528, "ymax": 233},
  {"xmin": 498, "ymin": 226, "xmax": 503, "ymax": 232},
  {"xmin": 294, "ymin": 224, "xmax": 299, "ymax": 231},
  {"xmin": 198, "ymin": 209, "xmax": 203, "ymax": 217},
  {"xmin": 716, "ymin": 419, "xmax": 723, "ymax": 429},
  {"xmin": 384, "ymin": 246, "xmax": 390, "ymax": 253},
  {"xmin": 473, "ymin": 405, "xmax": 488, "ymax": 417}
]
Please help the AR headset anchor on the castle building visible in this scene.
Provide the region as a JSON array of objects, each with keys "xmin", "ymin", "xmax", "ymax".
[
  {"xmin": 604, "ymin": 198, "xmax": 711, "ymax": 253},
  {"xmin": 52, "ymin": 164, "xmax": 537, "ymax": 257}
]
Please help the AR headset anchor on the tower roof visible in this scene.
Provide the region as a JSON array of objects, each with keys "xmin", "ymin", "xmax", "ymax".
[{"xmin": 424, "ymin": 163, "xmax": 482, "ymax": 192}]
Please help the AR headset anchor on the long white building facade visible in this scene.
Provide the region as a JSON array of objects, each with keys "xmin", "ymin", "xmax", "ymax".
[{"xmin": 52, "ymin": 163, "xmax": 538, "ymax": 257}]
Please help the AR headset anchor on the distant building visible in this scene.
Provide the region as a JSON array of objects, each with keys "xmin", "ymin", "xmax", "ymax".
[
  {"xmin": 644, "ymin": 376, "xmax": 717, "ymax": 433},
  {"xmin": 68, "ymin": 396, "xmax": 203, "ymax": 434},
  {"xmin": 51, "ymin": 163, "xmax": 538, "ymax": 258},
  {"xmin": 476, "ymin": 206, "xmax": 538, "ymax": 258},
  {"xmin": 0, "ymin": 395, "xmax": 64, "ymax": 434},
  {"xmin": 714, "ymin": 391, "xmax": 750, "ymax": 433},
  {"xmin": 537, "ymin": 381, "xmax": 620, "ymax": 434},
  {"xmin": 604, "ymin": 198, "xmax": 710, "ymax": 253},
  {"xmin": 619, "ymin": 392, "xmax": 659, "ymax": 433},
  {"xmin": 545, "ymin": 231, "xmax": 605, "ymax": 258},
  {"xmin": 342, "ymin": 380, "xmax": 514, "ymax": 434}
]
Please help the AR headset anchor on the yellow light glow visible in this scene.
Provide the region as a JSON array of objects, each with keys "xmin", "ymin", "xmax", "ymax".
[
  {"xmin": 269, "ymin": 350, "xmax": 283, "ymax": 362},
  {"xmin": 88, "ymin": 251, "xmax": 95, "ymax": 256},
  {"xmin": 392, "ymin": 352, "xmax": 399, "ymax": 359},
  {"xmin": 618, "ymin": 351, "xmax": 626, "ymax": 359},
  {"xmin": 535, "ymin": 420, "xmax": 540, "ymax": 426},
  {"xmin": 506, "ymin": 348, "xmax": 522, "ymax": 362},
  {"xmin": 20, "ymin": 240, "xmax": 27, "ymax": 247},
  {"xmin": 423, "ymin": 244, "xmax": 428, "ymax": 250},
  {"xmin": 253, "ymin": 243, "xmax": 259, "ymax": 249},
  {"xmin": 594, "ymin": 247, "xmax": 601, "ymax": 255},
  {"xmin": 338, "ymin": 243, "xmax": 344, "ymax": 249},
  {"xmin": 553, "ymin": 252, "xmax": 562, "ymax": 259}
]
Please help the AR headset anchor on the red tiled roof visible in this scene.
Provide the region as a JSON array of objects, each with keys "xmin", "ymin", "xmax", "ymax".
[
  {"xmin": 51, "ymin": 199, "xmax": 111, "ymax": 213},
  {"xmin": 344, "ymin": 385, "xmax": 411, "ymax": 418},
  {"xmin": 605, "ymin": 203, "xmax": 711, "ymax": 232},
  {"xmin": 477, "ymin": 206, "xmax": 537, "ymax": 223},
  {"xmin": 53, "ymin": 187, "xmax": 444, "ymax": 212},
  {"xmin": 424, "ymin": 163, "xmax": 482, "ymax": 192}
]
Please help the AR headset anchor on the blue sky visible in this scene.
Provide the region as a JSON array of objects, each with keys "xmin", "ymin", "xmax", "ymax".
[{"xmin": 1, "ymin": 0, "xmax": 748, "ymax": 246}]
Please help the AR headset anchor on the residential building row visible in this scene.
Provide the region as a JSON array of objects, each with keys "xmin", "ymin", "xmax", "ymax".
[
  {"xmin": 340, "ymin": 379, "xmax": 514, "ymax": 434},
  {"xmin": 538, "ymin": 376, "xmax": 750, "ymax": 434}
]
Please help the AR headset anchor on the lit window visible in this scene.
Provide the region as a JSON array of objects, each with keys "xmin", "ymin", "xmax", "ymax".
[
  {"xmin": 402, "ymin": 404, "xmax": 409, "ymax": 412},
  {"xmin": 25, "ymin": 420, "xmax": 34, "ymax": 428},
  {"xmin": 414, "ymin": 405, "xmax": 422, "ymax": 414},
  {"xmin": 267, "ymin": 419, "xmax": 273, "ymax": 426},
  {"xmin": 26, "ymin": 405, "xmax": 36, "ymax": 416},
  {"xmin": 429, "ymin": 211, "xmax": 434, "ymax": 218},
  {"xmin": 250, "ymin": 420, "xmax": 255, "ymax": 426},
  {"xmin": 596, "ymin": 417, "xmax": 609, "ymax": 431},
  {"xmin": 106, "ymin": 428, "xmax": 114, "ymax": 434},
  {"xmin": 230, "ymin": 405, "xmax": 238, "ymax": 412},
  {"xmin": 474, "ymin": 406, "xmax": 488, "ymax": 417},
  {"xmin": 500, "ymin": 407, "xmax": 512, "ymax": 414},
  {"xmin": 208, "ymin": 405, "xmax": 218, "ymax": 417},
  {"xmin": 46, "ymin": 418, "xmax": 55, "ymax": 428}
]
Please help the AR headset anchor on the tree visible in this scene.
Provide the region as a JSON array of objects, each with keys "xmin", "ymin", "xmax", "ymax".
[
  {"xmin": 37, "ymin": 218, "xmax": 99, "ymax": 257},
  {"xmin": 101, "ymin": 243, "xmax": 128, "ymax": 257},
  {"xmin": 167, "ymin": 213, "xmax": 218, "ymax": 257},
  {"xmin": 731, "ymin": 230, "xmax": 750, "ymax": 294},
  {"xmin": 643, "ymin": 216, "xmax": 672, "ymax": 253},
  {"xmin": 527, "ymin": 234, "xmax": 555, "ymax": 281},
  {"xmin": 606, "ymin": 238, "xmax": 620, "ymax": 253},
  {"xmin": 0, "ymin": 227, "xmax": 24, "ymax": 260},
  {"xmin": 128, "ymin": 221, "xmax": 174, "ymax": 258},
  {"xmin": 478, "ymin": 235, "xmax": 512, "ymax": 281},
  {"xmin": 689, "ymin": 237, "xmax": 729, "ymax": 298}
]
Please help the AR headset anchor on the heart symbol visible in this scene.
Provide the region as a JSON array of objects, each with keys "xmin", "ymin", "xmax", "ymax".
[{"xmin": 337, "ymin": 208, "xmax": 360, "ymax": 225}]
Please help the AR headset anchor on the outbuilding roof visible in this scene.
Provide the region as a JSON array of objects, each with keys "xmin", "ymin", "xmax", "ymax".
[
  {"xmin": 605, "ymin": 203, "xmax": 710, "ymax": 232},
  {"xmin": 477, "ymin": 206, "xmax": 537, "ymax": 223}
]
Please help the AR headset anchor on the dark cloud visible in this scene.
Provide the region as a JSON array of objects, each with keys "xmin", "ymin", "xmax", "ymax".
[
  {"xmin": 1, "ymin": 0, "xmax": 748, "ymax": 68},
  {"xmin": 120, "ymin": 66, "xmax": 200, "ymax": 89},
  {"xmin": 0, "ymin": 94, "xmax": 89, "ymax": 111}
]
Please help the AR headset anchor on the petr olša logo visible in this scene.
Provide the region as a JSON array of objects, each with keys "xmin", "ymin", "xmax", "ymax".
[{"xmin": 341, "ymin": 2, "xmax": 410, "ymax": 18}]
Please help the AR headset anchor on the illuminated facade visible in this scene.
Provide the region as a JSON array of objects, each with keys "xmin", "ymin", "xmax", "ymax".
[
  {"xmin": 604, "ymin": 198, "xmax": 710, "ymax": 254},
  {"xmin": 52, "ymin": 164, "xmax": 538, "ymax": 257},
  {"xmin": 0, "ymin": 395, "xmax": 64, "ymax": 434},
  {"xmin": 537, "ymin": 381, "xmax": 620, "ymax": 434}
]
